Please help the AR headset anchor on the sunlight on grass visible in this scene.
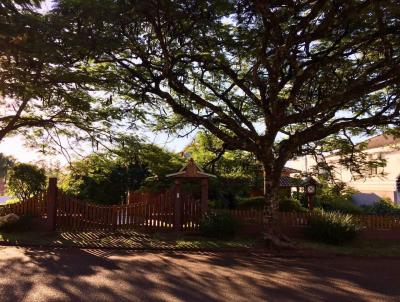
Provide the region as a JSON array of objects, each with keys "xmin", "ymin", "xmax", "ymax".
[
  {"xmin": 299, "ymin": 239, "xmax": 400, "ymax": 257},
  {"xmin": 5, "ymin": 198, "xmax": 19, "ymax": 205},
  {"xmin": 1, "ymin": 228, "xmax": 399, "ymax": 256},
  {"xmin": 175, "ymin": 238, "xmax": 255, "ymax": 249},
  {"xmin": 0, "ymin": 229, "xmax": 258, "ymax": 249}
]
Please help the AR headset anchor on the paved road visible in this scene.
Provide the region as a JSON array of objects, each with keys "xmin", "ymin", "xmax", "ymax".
[{"xmin": 0, "ymin": 246, "xmax": 399, "ymax": 302}]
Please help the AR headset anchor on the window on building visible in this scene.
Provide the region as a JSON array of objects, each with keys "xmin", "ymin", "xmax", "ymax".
[
  {"xmin": 368, "ymin": 153, "xmax": 385, "ymax": 176},
  {"xmin": 369, "ymin": 165, "xmax": 378, "ymax": 176}
]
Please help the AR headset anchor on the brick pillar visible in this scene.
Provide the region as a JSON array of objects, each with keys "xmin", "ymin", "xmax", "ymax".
[
  {"xmin": 46, "ymin": 177, "xmax": 58, "ymax": 232},
  {"xmin": 174, "ymin": 179, "xmax": 182, "ymax": 232},
  {"xmin": 201, "ymin": 178, "xmax": 209, "ymax": 215}
]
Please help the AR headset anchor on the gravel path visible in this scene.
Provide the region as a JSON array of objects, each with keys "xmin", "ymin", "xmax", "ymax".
[{"xmin": 0, "ymin": 246, "xmax": 398, "ymax": 301}]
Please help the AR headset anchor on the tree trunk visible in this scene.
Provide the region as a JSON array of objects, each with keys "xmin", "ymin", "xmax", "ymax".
[{"xmin": 262, "ymin": 162, "xmax": 293, "ymax": 248}]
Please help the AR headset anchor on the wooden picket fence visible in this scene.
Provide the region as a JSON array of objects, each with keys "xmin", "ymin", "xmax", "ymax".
[
  {"xmin": 0, "ymin": 187, "xmax": 202, "ymax": 232},
  {"xmin": 210, "ymin": 210, "xmax": 400, "ymax": 231},
  {"xmin": 1, "ymin": 185, "xmax": 400, "ymax": 233},
  {"xmin": 0, "ymin": 193, "xmax": 47, "ymax": 218},
  {"xmin": 55, "ymin": 191, "xmax": 202, "ymax": 231},
  {"xmin": 181, "ymin": 194, "xmax": 202, "ymax": 230},
  {"xmin": 56, "ymin": 191, "xmax": 175, "ymax": 231}
]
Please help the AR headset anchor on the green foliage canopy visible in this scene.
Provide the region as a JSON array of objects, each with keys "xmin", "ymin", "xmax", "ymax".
[
  {"xmin": 0, "ymin": 0, "xmax": 134, "ymax": 156},
  {"xmin": 185, "ymin": 131, "xmax": 260, "ymax": 178},
  {"xmin": 61, "ymin": 138, "xmax": 184, "ymax": 204},
  {"xmin": 7, "ymin": 163, "xmax": 46, "ymax": 201}
]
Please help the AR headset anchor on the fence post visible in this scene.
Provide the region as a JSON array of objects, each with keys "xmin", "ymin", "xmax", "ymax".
[
  {"xmin": 126, "ymin": 190, "xmax": 134, "ymax": 205},
  {"xmin": 174, "ymin": 179, "xmax": 182, "ymax": 232},
  {"xmin": 46, "ymin": 177, "xmax": 58, "ymax": 232},
  {"xmin": 201, "ymin": 178, "xmax": 209, "ymax": 215}
]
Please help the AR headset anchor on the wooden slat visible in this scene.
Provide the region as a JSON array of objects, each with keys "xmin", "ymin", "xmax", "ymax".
[
  {"xmin": 103, "ymin": 205, "xmax": 107, "ymax": 230},
  {"xmin": 131, "ymin": 204, "xmax": 135, "ymax": 227}
]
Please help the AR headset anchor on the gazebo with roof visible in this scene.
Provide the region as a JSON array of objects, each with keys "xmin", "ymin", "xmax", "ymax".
[{"xmin": 166, "ymin": 158, "xmax": 216, "ymax": 215}]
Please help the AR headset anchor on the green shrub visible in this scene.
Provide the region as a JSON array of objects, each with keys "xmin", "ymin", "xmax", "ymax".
[
  {"xmin": 199, "ymin": 212, "xmax": 240, "ymax": 239},
  {"xmin": 316, "ymin": 192, "xmax": 361, "ymax": 214},
  {"xmin": 209, "ymin": 176, "xmax": 253, "ymax": 206},
  {"xmin": 236, "ymin": 196, "xmax": 264, "ymax": 209},
  {"xmin": 236, "ymin": 196, "xmax": 307, "ymax": 212},
  {"xmin": 294, "ymin": 191, "xmax": 311, "ymax": 208},
  {"xmin": 312, "ymin": 181, "xmax": 363, "ymax": 214},
  {"xmin": 319, "ymin": 197, "xmax": 363, "ymax": 214},
  {"xmin": 0, "ymin": 215, "xmax": 32, "ymax": 233},
  {"xmin": 279, "ymin": 198, "xmax": 306, "ymax": 212},
  {"xmin": 208, "ymin": 199, "xmax": 232, "ymax": 209},
  {"xmin": 363, "ymin": 199, "xmax": 400, "ymax": 216},
  {"xmin": 306, "ymin": 210, "xmax": 362, "ymax": 245}
]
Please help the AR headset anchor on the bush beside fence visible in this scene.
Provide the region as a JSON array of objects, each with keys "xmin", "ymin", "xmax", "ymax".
[{"xmin": 210, "ymin": 209, "xmax": 400, "ymax": 231}]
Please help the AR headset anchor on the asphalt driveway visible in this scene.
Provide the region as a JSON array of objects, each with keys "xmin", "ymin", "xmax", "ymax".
[{"xmin": 0, "ymin": 246, "xmax": 399, "ymax": 301}]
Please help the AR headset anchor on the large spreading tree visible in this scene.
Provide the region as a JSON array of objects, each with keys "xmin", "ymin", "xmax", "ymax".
[{"xmin": 35, "ymin": 0, "xmax": 400, "ymax": 244}]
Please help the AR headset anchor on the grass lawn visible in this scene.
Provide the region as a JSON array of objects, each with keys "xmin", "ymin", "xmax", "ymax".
[
  {"xmin": 0, "ymin": 229, "xmax": 259, "ymax": 250},
  {"xmin": 297, "ymin": 239, "xmax": 400, "ymax": 257},
  {"xmin": 175, "ymin": 236, "xmax": 257, "ymax": 249},
  {"xmin": 5, "ymin": 198, "xmax": 20, "ymax": 205},
  {"xmin": 1, "ymin": 227, "xmax": 399, "ymax": 256}
]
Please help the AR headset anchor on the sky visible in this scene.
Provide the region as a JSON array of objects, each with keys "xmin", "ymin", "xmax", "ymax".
[{"xmin": 0, "ymin": 136, "xmax": 42, "ymax": 163}]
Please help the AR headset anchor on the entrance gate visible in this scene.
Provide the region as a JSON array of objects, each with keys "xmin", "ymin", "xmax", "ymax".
[
  {"xmin": 54, "ymin": 158, "xmax": 214, "ymax": 231},
  {"xmin": 0, "ymin": 159, "xmax": 214, "ymax": 232}
]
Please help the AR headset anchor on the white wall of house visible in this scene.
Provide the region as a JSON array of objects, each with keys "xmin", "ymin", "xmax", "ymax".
[
  {"xmin": 336, "ymin": 146, "xmax": 400, "ymax": 204},
  {"xmin": 287, "ymin": 144, "xmax": 400, "ymax": 204}
]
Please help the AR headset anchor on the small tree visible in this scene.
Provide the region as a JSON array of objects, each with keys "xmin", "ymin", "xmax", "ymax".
[
  {"xmin": 8, "ymin": 163, "xmax": 46, "ymax": 201},
  {"xmin": 61, "ymin": 138, "xmax": 184, "ymax": 203}
]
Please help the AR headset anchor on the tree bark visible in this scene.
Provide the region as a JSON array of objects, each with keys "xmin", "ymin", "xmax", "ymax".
[
  {"xmin": 262, "ymin": 163, "xmax": 278, "ymax": 237},
  {"xmin": 262, "ymin": 161, "xmax": 293, "ymax": 248}
]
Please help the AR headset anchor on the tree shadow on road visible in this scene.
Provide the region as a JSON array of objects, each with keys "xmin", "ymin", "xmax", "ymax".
[{"xmin": 0, "ymin": 247, "xmax": 399, "ymax": 302}]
